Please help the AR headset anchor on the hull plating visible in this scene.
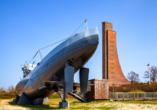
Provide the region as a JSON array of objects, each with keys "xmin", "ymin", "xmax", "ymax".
[{"xmin": 16, "ymin": 27, "xmax": 99, "ymax": 99}]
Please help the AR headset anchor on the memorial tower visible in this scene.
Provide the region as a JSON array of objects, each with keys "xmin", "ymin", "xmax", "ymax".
[{"xmin": 102, "ymin": 22, "xmax": 130, "ymax": 86}]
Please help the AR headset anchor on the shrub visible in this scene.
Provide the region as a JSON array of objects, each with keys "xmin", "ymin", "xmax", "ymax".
[
  {"xmin": 0, "ymin": 94, "xmax": 12, "ymax": 99},
  {"xmin": 129, "ymin": 89, "xmax": 145, "ymax": 92}
]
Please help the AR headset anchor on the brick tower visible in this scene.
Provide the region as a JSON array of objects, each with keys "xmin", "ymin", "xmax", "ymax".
[{"xmin": 102, "ymin": 22, "xmax": 130, "ymax": 86}]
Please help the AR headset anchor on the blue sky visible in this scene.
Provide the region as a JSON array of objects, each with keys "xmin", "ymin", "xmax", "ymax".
[{"xmin": 0, "ymin": 0, "xmax": 157, "ymax": 89}]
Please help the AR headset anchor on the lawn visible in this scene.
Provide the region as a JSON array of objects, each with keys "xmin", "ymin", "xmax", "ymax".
[
  {"xmin": 2, "ymin": 98, "xmax": 157, "ymax": 110},
  {"xmin": 117, "ymin": 100, "xmax": 157, "ymax": 105},
  {"xmin": 9, "ymin": 98, "xmax": 117, "ymax": 110}
]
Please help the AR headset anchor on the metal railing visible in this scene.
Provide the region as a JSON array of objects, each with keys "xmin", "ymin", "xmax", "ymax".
[{"xmin": 109, "ymin": 92, "xmax": 157, "ymax": 100}]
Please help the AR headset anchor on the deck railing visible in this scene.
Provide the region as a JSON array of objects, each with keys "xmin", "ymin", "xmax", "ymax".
[{"xmin": 109, "ymin": 92, "xmax": 157, "ymax": 100}]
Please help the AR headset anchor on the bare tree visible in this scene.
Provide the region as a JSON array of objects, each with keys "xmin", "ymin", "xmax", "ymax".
[
  {"xmin": 144, "ymin": 66, "xmax": 157, "ymax": 83},
  {"xmin": 0, "ymin": 87, "xmax": 5, "ymax": 94},
  {"xmin": 7, "ymin": 85, "xmax": 16, "ymax": 97},
  {"xmin": 127, "ymin": 71, "xmax": 140, "ymax": 84}
]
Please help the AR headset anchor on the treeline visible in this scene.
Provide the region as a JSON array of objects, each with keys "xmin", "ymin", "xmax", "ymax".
[
  {"xmin": 0, "ymin": 86, "xmax": 75, "ymax": 99},
  {"xmin": 0, "ymin": 86, "xmax": 16, "ymax": 99},
  {"xmin": 109, "ymin": 65, "xmax": 157, "ymax": 92},
  {"xmin": 109, "ymin": 82, "xmax": 157, "ymax": 92},
  {"xmin": 127, "ymin": 66, "xmax": 157, "ymax": 84}
]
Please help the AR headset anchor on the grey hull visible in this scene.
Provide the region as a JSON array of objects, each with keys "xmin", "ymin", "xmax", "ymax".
[{"xmin": 16, "ymin": 27, "xmax": 99, "ymax": 100}]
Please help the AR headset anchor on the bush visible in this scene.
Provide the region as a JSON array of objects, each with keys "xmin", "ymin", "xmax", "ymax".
[
  {"xmin": 0, "ymin": 86, "xmax": 16, "ymax": 99},
  {"xmin": 129, "ymin": 89, "xmax": 145, "ymax": 92},
  {"xmin": 109, "ymin": 83, "xmax": 157, "ymax": 92},
  {"xmin": 0, "ymin": 94, "xmax": 12, "ymax": 99},
  {"xmin": 7, "ymin": 85, "xmax": 16, "ymax": 98}
]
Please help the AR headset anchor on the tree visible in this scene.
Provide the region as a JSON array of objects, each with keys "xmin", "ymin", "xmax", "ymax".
[
  {"xmin": 0, "ymin": 87, "xmax": 5, "ymax": 94},
  {"xmin": 127, "ymin": 71, "xmax": 140, "ymax": 84},
  {"xmin": 144, "ymin": 66, "xmax": 157, "ymax": 83},
  {"xmin": 7, "ymin": 85, "xmax": 16, "ymax": 97}
]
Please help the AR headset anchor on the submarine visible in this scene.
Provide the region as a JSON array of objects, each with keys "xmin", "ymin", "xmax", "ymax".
[{"xmin": 15, "ymin": 27, "xmax": 99, "ymax": 105}]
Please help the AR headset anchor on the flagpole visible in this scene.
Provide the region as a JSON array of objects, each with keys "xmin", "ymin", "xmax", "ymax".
[
  {"xmin": 149, "ymin": 66, "xmax": 151, "ymax": 84},
  {"xmin": 147, "ymin": 63, "xmax": 151, "ymax": 84}
]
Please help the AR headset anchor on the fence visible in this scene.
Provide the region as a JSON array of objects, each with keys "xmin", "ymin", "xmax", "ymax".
[{"xmin": 109, "ymin": 92, "xmax": 157, "ymax": 100}]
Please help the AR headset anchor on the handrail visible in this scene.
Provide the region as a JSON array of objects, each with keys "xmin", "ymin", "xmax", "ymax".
[{"xmin": 109, "ymin": 92, "xmax": 157, "ymax": 100}]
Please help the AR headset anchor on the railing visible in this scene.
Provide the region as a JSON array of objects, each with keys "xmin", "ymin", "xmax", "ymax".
[{"xmin": 109, "ymin": 92, "xmax": 157, "ymax": 100}]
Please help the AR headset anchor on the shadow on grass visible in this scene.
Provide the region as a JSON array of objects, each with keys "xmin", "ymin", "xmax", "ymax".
[
  {"xmin": 9, "ymin": 101, "xmax": 59, "ymax": 109},
  {"xmin": 71, "ymin": 100, "xmax": 110, "ymax": 104}
]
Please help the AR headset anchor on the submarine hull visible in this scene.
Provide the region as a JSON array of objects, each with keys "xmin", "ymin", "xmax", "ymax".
[{"xmin": 16, "ymin": 27, "xmax": 99, "ymax": 99}]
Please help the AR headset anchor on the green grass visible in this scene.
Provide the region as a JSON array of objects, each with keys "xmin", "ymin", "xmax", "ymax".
[
  {"xmin": 2, "ymin": 98, "xmax": 157, "ymax": 109},
  {"xmin": 0, "ymin": 95, "xmax": 12, "ymax": 99},
  {"xmin": 70, "ymin": 100, "xmax": 117, "ymax": 110},
  {"xmin": 8, "ymin": 98, "xmax": 117, "ymax": 110},
  {"xmin": 10, "ymin": 99, "xmax": 60, "ymax": 109}
]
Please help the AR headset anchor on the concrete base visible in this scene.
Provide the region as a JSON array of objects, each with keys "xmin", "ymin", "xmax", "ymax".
[
  {"xmin": 59, "ymin": 102, "xmax": 69, "ymax": 109},
  {"xmin": 43, "ymin": 97, "xmax": 49, "ymax": 103}
]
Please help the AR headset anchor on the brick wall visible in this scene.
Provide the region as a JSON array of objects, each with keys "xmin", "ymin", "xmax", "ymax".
[
  {"xmin": 102, "ymin": 22, "xmax": 130, "ymax": 86},
  {"xmin": 102, "ymin": 22, "xmax": 112, "ymax": 79}
]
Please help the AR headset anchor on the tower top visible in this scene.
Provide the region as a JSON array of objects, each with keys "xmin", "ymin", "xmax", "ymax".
[
  {"xmin": 102, "ymin": 22, "xmax": 113, "ymax": 31},
  {"xmin": 102, "ymin": 21, "xmax": 112, "ymax": 24}
]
